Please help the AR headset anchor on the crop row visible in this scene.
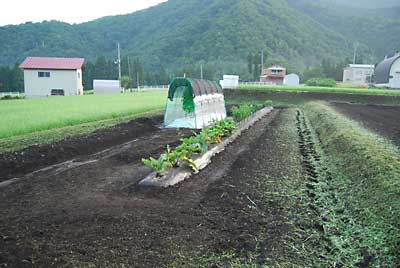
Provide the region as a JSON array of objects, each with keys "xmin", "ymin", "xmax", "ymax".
[{"xmin": 142, "ymin": 100, "xmax": 273, "ymax": 176}]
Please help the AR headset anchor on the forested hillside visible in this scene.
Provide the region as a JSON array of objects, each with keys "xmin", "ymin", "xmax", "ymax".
[
  {"xmin": 0, "ymin": 0, "xmax": 399, "ymax": 90},
  {"xmin": 287, "ymin": 0, "xmax": 400, "ymax": 59},
  {"xmin": 0, "ymin": 0, "xmax": 354, "ymax": 70}
]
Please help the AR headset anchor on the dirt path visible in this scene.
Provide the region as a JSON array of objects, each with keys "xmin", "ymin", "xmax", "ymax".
[
  {"xmin": 332, "ymin": 103, "xmax": 400, "ymax": 147},
  {"xmin": 0, "ymin": 109, "xmax": 324, "ymax": 267}
]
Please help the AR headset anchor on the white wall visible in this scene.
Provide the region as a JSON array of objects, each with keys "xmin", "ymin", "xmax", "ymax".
[
  {"xmin": 389, "ymin": 58, "xmax": 400, "ymax": 89},
  {"xmin": 24, "ymin": 69, "xmax": 82, "ymax": 98},
  {"xmin": 93, "ymin": 80, "xmax": 121, "ymax": 94},
  {"xmin": 219, "ymin": 75, "xmax": 239, "ymax": 89},
  {"xmin": 343, "ymin": 67, "xmax": 373, "ymax": 83}
]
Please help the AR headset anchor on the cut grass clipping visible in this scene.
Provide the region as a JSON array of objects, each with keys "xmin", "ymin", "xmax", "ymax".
[
  {"xmin": 238, "ymin": 85, "xmax": 400, "ymax": 96},
  {"xmin": 0, "ymin": 91, "xmax": 167, "ymax": 139},
  {"xmin": 304, "ymin": 102, "xmax": 400, "ymax": 267}
]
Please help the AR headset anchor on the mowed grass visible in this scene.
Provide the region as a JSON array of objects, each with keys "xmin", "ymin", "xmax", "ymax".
[
  {"xmin": 0, "ymin": 91, "xmax": 167, "ymax": 139},
  {"xmin": 238, "ymin": 85, "xmax": 400, "ymax": 96}
]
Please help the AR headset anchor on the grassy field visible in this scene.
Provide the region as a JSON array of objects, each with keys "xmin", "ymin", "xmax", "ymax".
[
  {"xmin": 0, "ymin": 91, "xmax": 167, "ymax": 143},
  {"xmin": 238, "ymin": 85, "xmax": 400, "ymax": 96}
]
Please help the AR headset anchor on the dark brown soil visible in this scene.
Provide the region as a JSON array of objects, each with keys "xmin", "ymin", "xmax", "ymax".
[
  {"xmin": 225, "ymin": 89, "xmax": 400, "ymax": 106},
  {"xmin": 0, "ymin": 109, "xmax": 323, "ymax": 267},
  {"xmin": 0, "ymin": 115, "xmax": 193, "ymax": 183},
  {"xmin": 332, "ymin": 102, "xmax": 400, "ymax": 147}
]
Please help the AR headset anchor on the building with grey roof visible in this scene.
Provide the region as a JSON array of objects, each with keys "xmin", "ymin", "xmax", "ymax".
[{"xmin": 374, "ymin": 53, "xmax": 400, "ymax": 89}]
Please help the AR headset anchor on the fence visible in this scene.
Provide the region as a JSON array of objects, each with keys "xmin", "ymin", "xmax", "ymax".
[
  {"xmin": 139, "ymin": 85, "xmax": 169, "ymax": 90},
  {"xmin": 0, "ymin": 92, "xmax": 21, "ymax": 97},
  {"xmin": 239, "ymin": 82, "xmax": 274, "ymax": 86}
]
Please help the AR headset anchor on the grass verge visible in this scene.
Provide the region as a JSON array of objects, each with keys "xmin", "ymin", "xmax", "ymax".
[
  {"xmin": 0, "ymin": 110, "xmax": 162, "ymax": 153},
  {"xmin": 304, "ymin": 102, "xmax": 400, "ymax": 267},
  {"xmin": 238, "ymin": 85, "xmax": 400, "ymax": 96}
]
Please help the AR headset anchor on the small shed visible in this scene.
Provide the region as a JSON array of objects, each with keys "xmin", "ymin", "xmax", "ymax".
[
  {"xmin": 283, "ymin": 74, "xmax": 300, "ymax": 86},
  {"xmin": 342, "ymin": 64, "xmax": 374, "ymax": 84},
  {"xmin": 93, "ymin": 80, "xmax": 121, "ymax": 94},
  {"xmin": 19, "ymin": 57, "xmax": 84, "ymax": 98},
  {"xmin": 374, "ymin": 53, "xmax": 400, "ymax": 89},
  {"xmin": 220, "ymin": 75, "xmax": 239, "ymax": 89},
  {"xmin": 164, "ymin": 78, "xmax": 227, "ymax": 129}
]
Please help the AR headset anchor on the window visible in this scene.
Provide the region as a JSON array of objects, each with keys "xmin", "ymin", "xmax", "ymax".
[
  {"xmin": 38, "ymin": 71, "xmax": 50, "ymax": 78},
  {"xmin": 77, "ymin": 72, "xmax": 81, "ymax": 79},
  {"xmin": 51, "ymin": 89, "xmax": 64, "ymax": 96}
]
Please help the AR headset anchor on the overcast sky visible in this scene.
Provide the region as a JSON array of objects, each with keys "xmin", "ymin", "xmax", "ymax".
[{"xmin": 0, "ymin": 0, "xmax": 167, "ymax": 26}]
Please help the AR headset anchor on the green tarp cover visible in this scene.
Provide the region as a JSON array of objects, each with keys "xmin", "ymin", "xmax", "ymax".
[{"xmin": 168, "ymin": 78, "xmax": 222, "ymax": 101}]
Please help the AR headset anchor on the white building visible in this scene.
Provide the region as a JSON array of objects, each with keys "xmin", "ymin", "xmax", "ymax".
[
  {"xmin": 342, "ymin": 64, "xmax": 374, "ymax": 84},
  {"xmin": 374, "ymin": 53, "xmax": 400, "ymax": 89},
  {"xmin": 19, "ymin": 57, "xmax": 84, "ymax": 98},
  {"xmin": 93, "ymin": 80, "xmax": 121, "ymax": 94},
  {"xmin": 283, "ymin": 74, "xmax": 300, "ymax": 86},
  {"xmin": 219, "ymin": 75, "xmax": 239, "ymax": 89}
]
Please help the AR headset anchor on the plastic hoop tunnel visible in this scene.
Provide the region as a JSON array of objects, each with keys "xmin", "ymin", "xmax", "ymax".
[{"xmin": 164, "ymin": 78, "xmax": 227, "ymax": 129}]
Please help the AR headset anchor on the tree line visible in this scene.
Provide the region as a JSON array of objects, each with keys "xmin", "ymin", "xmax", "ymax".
[
  {"xmin": 0, "ymin": 52, "xmax": 380, "ymax": 92},
  {"xmin": 0, "ymin": 64, "xmax": 23, "ymax": 92}
]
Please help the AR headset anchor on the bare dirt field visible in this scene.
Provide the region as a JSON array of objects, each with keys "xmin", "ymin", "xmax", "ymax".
[
  {"xmin": 332, "ymin": 103, "xmax": 400, "ymax": 147},
  {"xmin": 0, "ymin": 109, "xmax": 327, "ymax": 267},
  {"xmin": 0, "ymin": 115, "xmax": 193, "ymax": 183}
]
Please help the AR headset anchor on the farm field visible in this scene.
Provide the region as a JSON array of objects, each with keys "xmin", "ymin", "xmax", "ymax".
[
  {"xmin": 0, "ymin": 91, "xmax": 167, "ymax": 141},
  {"xmin": 332, "ymin": 103, "xmax": 400, "ymax": 146},
  {"xmin": 225, "ymin": 88, "xmax": 400, "ymax": 106},
  {"xmin": 0, "ymin": 91, "xmax": 399, "ymax": 267},
  {"xmin": 238, "ymin": 84, "xmax": 400, "ymax": 96}
]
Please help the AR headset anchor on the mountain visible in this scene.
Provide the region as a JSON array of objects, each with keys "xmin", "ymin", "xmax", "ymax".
[
  {"xmin": 313, "ymin": 0, "xmax": 400, "ymax": 9},
  {"xmin": 287, "ymin": 0, "xmax": 400, "ymax": 60},
  {"xmin": 0, "ymin": 0, "xmax": 399, "ymax": 74}
]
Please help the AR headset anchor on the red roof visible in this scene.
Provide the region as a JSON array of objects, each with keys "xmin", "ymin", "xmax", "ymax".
[{"xmin": 19, "ymin": 57, "xmax": 84, "ymax": 70}]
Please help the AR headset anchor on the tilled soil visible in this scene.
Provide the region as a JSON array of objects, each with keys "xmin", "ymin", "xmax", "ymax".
[
  {"xmin": 0, "ymin": 109, "xmax": 324, "ymax": 267},
  {"xmin": 0, "ymin": 115, "xmax": 185, "ymax": 183},
  {"xmin": 332, "ymin": 102, "xmax": 400, "ymax": 147}
]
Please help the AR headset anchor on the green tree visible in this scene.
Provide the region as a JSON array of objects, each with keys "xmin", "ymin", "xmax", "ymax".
[{"xmin": 121, "ymin": 76, "xmax": 132, "ymax": 90}]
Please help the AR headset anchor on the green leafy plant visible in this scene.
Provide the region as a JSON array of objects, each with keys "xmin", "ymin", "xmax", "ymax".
[
  {"xmin": 231, "ymin": 104, "xmax": 253, "ymax": 122},
  {"xmin": 165, "ymin": 145, "xmax": 179, "ymax": 167},
  {"xmin": 264, "ymin": 100, "xmax": 273, "ymax": 107},
  {"xmin": 143, "ymin": 118, "xmax": 237, "ymax": 175},
  {"xmin": 306, "ymin": 77, "xmax": 337, "ymax": 87},
  {"xmin": 142, "ymin": 154, "xmax": 172, "ymax": 177}
]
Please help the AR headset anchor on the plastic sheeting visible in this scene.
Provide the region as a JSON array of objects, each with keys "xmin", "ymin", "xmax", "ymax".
[{"xmin": 164, "ymin": 78, "xmax": 227, "ymax": 129}]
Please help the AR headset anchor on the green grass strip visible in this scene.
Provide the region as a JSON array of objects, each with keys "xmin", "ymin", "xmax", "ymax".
[
  {"xmin": 304, "ymin": 102, "xmax": 400, "ymax": 267},
  {"xmin": 238, "ymin": 85, "xmax": 400, "ymax": 96},
  {"xmin": 0, "ymin": 110, "xmax": 162, "ymax": 153}
]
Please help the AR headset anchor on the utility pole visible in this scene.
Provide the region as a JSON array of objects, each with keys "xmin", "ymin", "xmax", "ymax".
[
  {"xmin": 127, "ymin": 56, "xmax": 132, "ymax": 91},
  {"xmin": 117, "ymin": 42, "xmax": 122, "ymax": 90},
  {"xmin": 137, "ymin": 72, "xmax": 140, "ymax": 90},
  {"xmin": 200, "ymin": 64, "xmax": 203, "ymax": 80},
  {"xmin": 261, "ymin": 50, "xmax": 264, "ymax": 76},
  {"xmin": 353, "ymin": 43, "xmax": 358, "ymax": 64}
]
